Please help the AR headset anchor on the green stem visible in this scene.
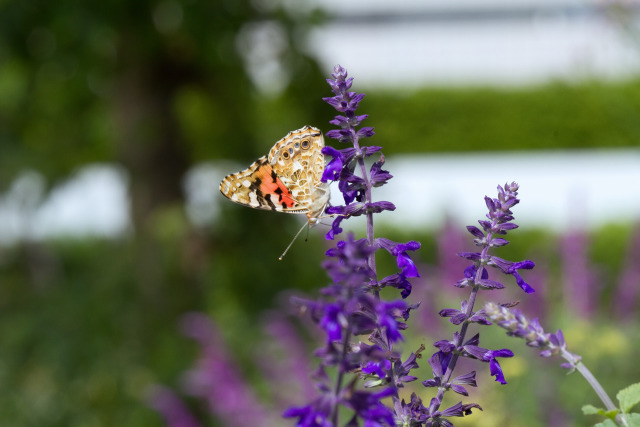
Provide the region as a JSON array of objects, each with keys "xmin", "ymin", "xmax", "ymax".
[
  {"xmin": 565, "ymin": 350, "xmax": 627, "ymax": 427},
  {"xmin": 331, "ymin": 325, "xmax": 352, "ymax": 425},
  {"xmin": 353, "ymin": 137, "xmax": 376, "ymax": 279}
]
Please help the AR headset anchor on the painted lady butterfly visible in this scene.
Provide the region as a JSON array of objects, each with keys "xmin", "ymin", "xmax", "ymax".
[{"xmin": 219, "ymin": 125, "xmax": 330, "ymax": 227}]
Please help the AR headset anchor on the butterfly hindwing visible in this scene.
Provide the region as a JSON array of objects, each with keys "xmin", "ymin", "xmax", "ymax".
[{"xmin": 269, "ymin": 126, "xmax": 325, "ymax": 211}]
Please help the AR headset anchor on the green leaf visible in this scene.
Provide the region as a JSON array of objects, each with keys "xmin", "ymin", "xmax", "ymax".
[
  {"xmin": 583, "ymin": 405, "xmax": 607, "ymax": 416},
  {"xmin": 625, "ymin": 412, "xmax": 640, "ymax": 427},
  {"xmin": 594, "ymin": 419, "xmax": 618, "ymax": 427},
  {"xmin": 604, "ymin": 410, "xmax": 621, "ymax": 420},
  {"xmin": 583, "ymin": 405, "xmax": 620, "ymax": 423},
  {"xmin": 618, "ymin": 383, "xmax": 640, "ymax": 414}
]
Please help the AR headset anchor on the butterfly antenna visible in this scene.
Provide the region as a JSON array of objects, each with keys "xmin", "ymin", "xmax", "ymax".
[{"xmin": 279, "ymin": 221, "xmax": 309, "ymax": 260}]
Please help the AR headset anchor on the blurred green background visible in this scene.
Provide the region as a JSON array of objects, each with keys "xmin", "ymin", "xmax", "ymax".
[{"xmin": 1, "ymin": 0, "xmax": 639, "ymax": 426}]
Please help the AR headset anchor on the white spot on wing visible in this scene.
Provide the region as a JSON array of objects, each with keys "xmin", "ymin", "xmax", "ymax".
[
  {"xmin": 249, "ymin": 192, "xmax": 259, "ymax": 207},
  {"xmin": 267, "ymin": 194, "xmax": 283, "ymax": 211}
]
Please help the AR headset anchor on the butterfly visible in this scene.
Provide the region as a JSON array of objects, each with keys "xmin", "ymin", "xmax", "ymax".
[{"xmin": 219, "ymin": 126, "xmax": 331, "ymax": 257}]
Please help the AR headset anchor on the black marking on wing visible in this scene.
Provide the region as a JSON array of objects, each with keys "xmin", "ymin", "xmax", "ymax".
[
  {"xmin": 269, "ymin": 169, "xmax": 289, "ymax": 208},
  {"xmin": 246, "ymin": 176, "xmax": 276, "ymax": 210}
]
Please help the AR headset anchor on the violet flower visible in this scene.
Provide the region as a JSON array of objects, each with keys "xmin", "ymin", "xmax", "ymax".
[
  {"xmin": 179, "ymin": 313, "xmax": 272, "ymax": 427},
  {"xmin": 261, "ymin": 313, "xmax": 317, "ymax": 405},
  {"xmin": 614, "ymin": 226, "xmax": 640, "ymax": 319},
  {"xmin": 285, "ymin": 65, "xmax": 421, "ymax": 426},
  {"xmin": 148, "ymin": 385, "xmax": 202, "ymax": 427},
  {"xmin": 560, "ymin": 231, "xmax": 593, "ymax": 317}
]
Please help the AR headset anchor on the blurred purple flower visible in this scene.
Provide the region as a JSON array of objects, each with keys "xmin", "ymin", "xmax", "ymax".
[
  {"xmin": 148, "ymin": 385, "xmax": 201, "ymax": 427},
  {"xmin": 560, "ymin": 230, "xmax": 593, "ymax": 316},
  {"xmin": 614, "ymin": 226, "xmax": 640, "ymax": 318},
  {"xmin": 261, "ymin": 314, "xmax": 317, "ymax": 405},
  {"xmin": 319, "ymin": 303, "xmax": 344, "ymax": 342},
  {"xmin": 179, "ymin": 313, "xmax": 270, "ymax": 426}
]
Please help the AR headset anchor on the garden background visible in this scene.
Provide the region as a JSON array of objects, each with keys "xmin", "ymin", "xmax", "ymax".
[{"xmin": 1, "ymin": 1, "xmax": 639, "ymax": 426}]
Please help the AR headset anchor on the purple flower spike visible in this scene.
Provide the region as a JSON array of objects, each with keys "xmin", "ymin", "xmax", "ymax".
[
  {"xmin": 320, "ymin": 65, "xmax": 395, "ymax": 239},
  {"xmin": 286, "ymin": 66, "xmax": 422, "ymax": 427},
  {"xmin": 148, "ymin": 385, "xmax": 202, "ymax": 427},
  {"xmin": 422, "ymin": 183, "xmax": 536, "ymax": 422},
  {"xmin": 177, "ymin": 314, "xmax": 269, "ymax": 426}
]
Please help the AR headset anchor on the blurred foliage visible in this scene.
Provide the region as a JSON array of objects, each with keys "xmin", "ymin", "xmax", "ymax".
[
  {"xmin": 364, "ymin": 79, "xmax": 640, "ymax": 154},
  {"xmin": 0, "ymin": 213, "xmax": 333, "ymax": 425}
]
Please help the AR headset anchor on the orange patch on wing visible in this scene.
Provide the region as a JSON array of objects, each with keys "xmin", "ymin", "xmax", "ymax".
[{"xmin": 256, "ymin": 164, "xmax": 297, "ymax": 208}]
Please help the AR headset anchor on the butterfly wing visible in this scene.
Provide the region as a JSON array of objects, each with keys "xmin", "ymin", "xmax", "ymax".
[{"xmin": 219, "ymin": 125, "xmax": 330, "ymax": 218}]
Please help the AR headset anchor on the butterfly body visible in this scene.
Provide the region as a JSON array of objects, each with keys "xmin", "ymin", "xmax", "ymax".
[{"xmin": 219, "ymin": 125, "xmax": 330, "ymax": 224}]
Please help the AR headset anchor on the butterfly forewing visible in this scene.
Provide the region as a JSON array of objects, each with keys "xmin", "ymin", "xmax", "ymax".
[{"xmin": 219, "ymin": 156, "xmax": 302, "ymax": 212}]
